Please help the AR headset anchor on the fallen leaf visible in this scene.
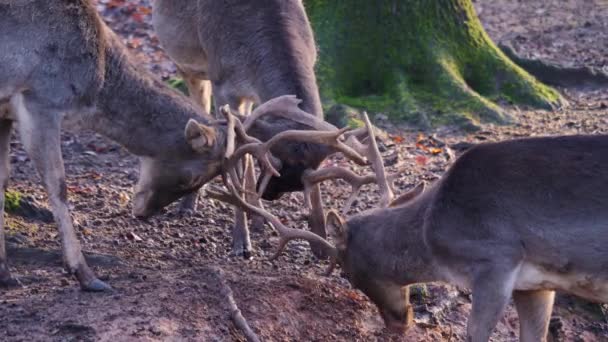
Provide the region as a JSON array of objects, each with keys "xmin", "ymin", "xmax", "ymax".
[
  {"xmin": 415, "ymin": 155, "xmax": 428, "ymax": 166},
  {"xmin": 429, "ymin": 147, "xmax": 443, "ymax": 155},
  {"xmin": 392, "ymin": 135, "xmax": 405, "ymax": 144}
]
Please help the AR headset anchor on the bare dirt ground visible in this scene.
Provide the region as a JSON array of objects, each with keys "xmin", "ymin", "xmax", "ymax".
[{"xmin": 1, "ymin": 0, "xmax": 608, "ymax": 341}]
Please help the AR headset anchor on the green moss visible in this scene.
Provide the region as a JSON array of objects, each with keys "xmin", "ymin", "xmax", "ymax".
[
  {"xmin": 305, "ymin": 0, "xmax": 564, "ymax": 128},
  {"xmin": 167, "ymin": 77, "xmax": 188, "ymax": 95},
  {"xmin": 5, "ymin": 190, "xmax": 21, "ymax": 212}
]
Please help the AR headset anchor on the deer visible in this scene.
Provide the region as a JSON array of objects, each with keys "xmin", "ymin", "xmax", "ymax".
[
  {"xmin": 0, "ymin": 0, "xmax": 252, "ymax": 291},
  {"xmin": 205, "ymin": 122, "xmax": 608, "ymax": 342},
  {"xmin": 151, "ymin": 0, "xmax": 327, "ymax": 258}
]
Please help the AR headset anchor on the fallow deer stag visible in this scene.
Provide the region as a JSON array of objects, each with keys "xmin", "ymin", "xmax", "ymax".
[
  {"xmin": 208, "ymin": 130, "xmax": 608, "ymax": 342},
  {"xmin": 0, "ymin": 0, "xmax": 243, "ymax": 291},
  {"xmin": 152, "ymin": 0, "xmax": 327, "ymax": 257}
]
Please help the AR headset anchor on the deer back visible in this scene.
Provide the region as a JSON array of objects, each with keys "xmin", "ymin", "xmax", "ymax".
[{"xmin": 426, "ymin": 135, "xmax": 608, "ymax": 277}]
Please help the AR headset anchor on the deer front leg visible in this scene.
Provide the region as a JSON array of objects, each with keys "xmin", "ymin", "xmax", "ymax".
[
  {"xmin": 513, "ymin": 290, "xmax": 555, "ymax": 342},
  {"xmin": 12, "ymin": 94, "xmax": 110, "ymax": 291},
  {"xmin": 307, "ymin": 183, "xmax": 328, "ymax": 258},
  {"xmin": 467, "ymin": 266, "xmax": 518, "ymax": 342},
  {"xmin": 0, "ymin": 119, "xmax": 19, "ymax": 287}
]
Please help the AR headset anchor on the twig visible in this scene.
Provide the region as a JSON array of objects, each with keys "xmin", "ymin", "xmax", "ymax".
[{"xmin": 210, "ymin": 267, "xmax": 261, "ymax": 342}]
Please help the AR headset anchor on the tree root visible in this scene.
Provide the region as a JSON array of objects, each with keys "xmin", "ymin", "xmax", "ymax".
[
  {"xmin": 500, "ymin": 43, "xmax": 608, "ymax": 89},
  {"xmin": 210, "ymin": 267, "xmax": 261, "ymax": 342}
]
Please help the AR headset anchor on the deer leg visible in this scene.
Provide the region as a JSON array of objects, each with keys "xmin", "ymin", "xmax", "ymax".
[
  {"xmin": 183, "ymin": 76, "xmax": 212, "ymax": 114},
  {"xmin": 513, "ymin": 290, "xmax": 555, "ymax": 342},
  {"xmin": 0, "ymin": 119, "xmax": 19, "ymax": 287},
  {"xmin": 200, "ymin": 80, "xmax": 212, "ymax": 114},
  {"xmin": 467, "ymin": 267, "xmax": 517, "ymax": 342},
  {"xmin": 12, "ymin": 94, "xmax": 110, "ymax": 291},
  {"xmin": 238, "ymin": 99, "xmax": 265, "ymax": 232},
  {"xmin": 307, "ymin": 183, "xmax": 328, "ymax": 259},
  {"xmin": 230, "ymin": 157, "xmax": 252, "ymax": 258}
]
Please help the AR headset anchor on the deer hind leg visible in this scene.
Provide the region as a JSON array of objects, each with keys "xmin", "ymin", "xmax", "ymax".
[
  {"xmin": 467, "ymin": 265, "xmax": 518, "ymax": 342},
  {"xmin": 513, "ymin": 290, "xmax": 555, "ymax": 342},
  {"xmin": 0, "ymin": 119, "xmax": 19, "ymax": 287},
  {"xmin": 11, "ymin": 94, "xmax": 110, "ymax": 291}
]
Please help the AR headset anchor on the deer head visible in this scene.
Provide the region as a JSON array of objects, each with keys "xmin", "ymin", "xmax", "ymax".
[
  {"xmin": 204, "ymin": 98, "xmax": 413, "ymax": 331},
  {"xmin": 132, "ymin": 119, "xmax": 224, "ymax": 218}
]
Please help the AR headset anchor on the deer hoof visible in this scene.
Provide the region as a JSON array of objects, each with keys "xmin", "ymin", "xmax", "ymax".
[
  {"xmin": 178, "ymin": 207, "xmax": 195, "ymax": 217},
  {"xmin": 0, "ymin": 275, "xmax": 22, "ymax": 288},
  {"xmin": 178, "ymin": 194, "xmax": 198, "ymax": 215},
  {"xmin": 310, "ymin": 243, "xmax": 330, "ymax": 260},
  {"xmin": 230, "ymin": 246, "xmax": 253, "ymax": 260},
  {"xmin": 250, "ymin": 216, "xmax": 265, "ymax": 233},
  {"xmin": 81, "ymin": 278, "xmax": 113, "ymax": 292}
]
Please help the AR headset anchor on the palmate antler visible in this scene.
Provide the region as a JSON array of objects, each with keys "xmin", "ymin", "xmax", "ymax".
[{"xmin": 209, "ymin": 95, "xmax": 398, "ymax": 273}]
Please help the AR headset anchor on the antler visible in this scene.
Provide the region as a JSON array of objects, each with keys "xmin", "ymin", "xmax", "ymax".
[
  {"xmin": 207, "ymin": 182, "xmax": 337, "ymax": 264},
  {"xmin": 211, "ymin": 96, "xmax": 398, "ymax": 275},
  {"xmin": 302, "ymin": 167, "xmax": 400, "ymax": 215},
  {"xmin": 243, "ymin": 95, "xmax": 338, "ymax": 132},
  {"xmin": 358, "ymin": 112, "xmax": 394, "ymax": 207}
]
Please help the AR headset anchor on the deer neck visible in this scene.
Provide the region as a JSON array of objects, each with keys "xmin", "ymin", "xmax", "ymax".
[
  {"xmin": 351, "ymin": 192, "xmax": 438, "ymax": 285},
  {"xmin": 89, "ymin": 30, "xmax": 213, "ymax": 159}
]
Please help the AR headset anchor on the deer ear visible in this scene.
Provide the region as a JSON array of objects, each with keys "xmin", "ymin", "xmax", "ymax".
[
  {"xmin": 185, "ymin": 119, "xmax": 217, "ymax": 153},
  {"xmin": 326, "ymin": 210, "xmax": 348, "ymax": 249},
  {"xmin": 389, "ymin": 182, "xmax": 425, "ymax": 207}
]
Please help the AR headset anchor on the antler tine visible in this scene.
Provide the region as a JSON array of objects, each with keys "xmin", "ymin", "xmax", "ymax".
[
  {"xmin": 226, "ymin": 126, "xmax": 368, "ymax": 183},
  {"xmin": 244, "ymin": 95, "xmax": 338, "ymax": 132},
  {"xmin": 233, "ymin": 118, "xmax": 262, "ymax": 145},
  {"xmin": 302, "ymin": 167, "xmax": 376, "ymax": 214},
  {"xmin": 360, "ymin": 112, "xmax": 394, "ymax": 207},
  {"xmin": 263, "ymin": 127, "xmax": 367, "ymax": 165},
  {"xmin": 206, "ymin": 183, "xmax": 337, "ymax": 261},
  {"xmin": 220, "ymin": 104, "xmax": 236, "ymax": 159}
]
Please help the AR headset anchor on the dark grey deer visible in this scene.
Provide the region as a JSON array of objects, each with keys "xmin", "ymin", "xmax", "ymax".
[
  {"xmin": 152, "ymin": 0, "xmax": 328, "ymax": 258},
  {"xmin": 0, "ymin": 0, "xmax": 235, "ymax": 291},
  {"xmin": 211, "ymin": 132, "xmax": 608, "ymax": 342}
]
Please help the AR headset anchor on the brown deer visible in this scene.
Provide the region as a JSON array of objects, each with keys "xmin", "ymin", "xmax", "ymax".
[
  {"xmin": 0, "ymin": 0, "xmax": 239, "ymax": 291},
  {"xmin": 208, "ymin": 129, "xmax": 608, "ymax": 342},
  {"xmin": 152, "ymin": 0, "xmax": 327, "ymax": 257}
]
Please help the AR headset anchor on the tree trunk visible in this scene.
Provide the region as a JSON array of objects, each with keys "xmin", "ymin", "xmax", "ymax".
[{"xmin": 305, "ymin": 0, "xmax": 564, "ymax": 129}]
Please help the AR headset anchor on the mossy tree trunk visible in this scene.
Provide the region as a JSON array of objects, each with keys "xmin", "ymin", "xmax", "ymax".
[{"xmin": 305, "ymin": 0, "xmax": 564, "ymax": 128}]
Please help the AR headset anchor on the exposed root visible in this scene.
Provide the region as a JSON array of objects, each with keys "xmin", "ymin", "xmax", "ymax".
[
  {"xmin": 210, "ymin": 267, "xmax": 261, "ymax": 342},
  {"xmin": 500, "ymin": 43, "xmax": 608, "ymax": 89}
]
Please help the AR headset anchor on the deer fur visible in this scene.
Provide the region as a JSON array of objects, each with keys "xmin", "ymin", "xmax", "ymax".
[
  {"xmin": 0, "ymin": 0, "xmax": 225, "ymax": 291},
  {"xmin": 152, "ymin": 0, "xmax": 329, "ymax": 257},
  {"xmin": 332, "ymin": 135, "xmax": 608, "ymax": 342}
]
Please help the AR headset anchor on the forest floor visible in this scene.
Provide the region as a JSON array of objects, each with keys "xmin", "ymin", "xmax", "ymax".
[{"xmin": 1, "ymin": 0, "xmax": 608, "ymax": 341}]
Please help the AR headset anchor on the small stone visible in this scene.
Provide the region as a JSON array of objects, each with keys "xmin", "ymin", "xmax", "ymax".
[{"xmin": 126, "ymin": 231, "xmax": 142, "ymax": 242}]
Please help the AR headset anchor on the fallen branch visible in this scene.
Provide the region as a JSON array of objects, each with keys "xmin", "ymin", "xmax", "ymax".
[{"xmin": 210, "ymin": 267, "xmax": 261, "ymax": 342}]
